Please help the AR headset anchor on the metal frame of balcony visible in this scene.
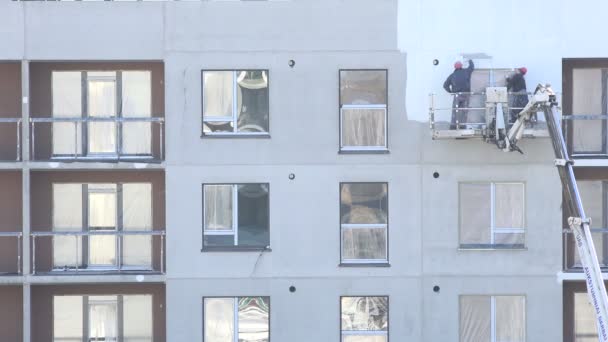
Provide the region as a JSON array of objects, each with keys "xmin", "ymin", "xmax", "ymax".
[
  {"xmin": 29, "ymin": 116, "xmax": 164, "ymax": 163},
  {"xmin": 30, "ymin": 230, "xmax": 165, "ymax": 275}
]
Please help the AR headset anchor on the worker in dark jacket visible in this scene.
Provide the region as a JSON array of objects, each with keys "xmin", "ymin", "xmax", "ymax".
[
  {"xmin": 506, "ymin": 67, "xmax": 529, "ymax": 125},
  {"xmin": 443, "ymin": 60, "xmax": 475, "ymax": 129}
]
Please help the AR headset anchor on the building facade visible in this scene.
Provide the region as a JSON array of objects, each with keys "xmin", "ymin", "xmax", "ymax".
[{"xmin": 0, "ymin": 0, "xmax": 605, "ymax": 341}]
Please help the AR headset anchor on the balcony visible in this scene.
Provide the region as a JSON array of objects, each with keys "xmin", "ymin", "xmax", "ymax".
[
  {"xmin": 31, "ymin": 230, "xmax": 164, "ymax": 275},
  {"xmin": 31, "ymin": 284, "xmax": 165, "ymax": 342},
  {"xmin": 29, "ymin": 62, "xmax": 165, "ymax": 163},
  {"xmin": 30, "ymin": 170, "xmax": 166, "ymax": 276}
]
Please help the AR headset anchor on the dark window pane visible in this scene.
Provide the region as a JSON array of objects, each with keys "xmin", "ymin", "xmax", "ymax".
[
  {"xmin": 203, "ymin": 121, "xmax": 234, "ymax": 134},
  {"xmin": 340, "ymin": 70, "xmax": 387, "ymax": 105},
  {"xmin": 341, "ymin": 183, "xmax": 388, "ymax": 224},
  {"xmin": 237, "ymin": 71, "xmax": 269, "ymax": 133},
  {"xmin": 237, "ymin": 184, "xmax": 270, "ymax": 247},
  {"xmin": 204, "ymin": 235, "xmax": 234, "ymax": 247}
]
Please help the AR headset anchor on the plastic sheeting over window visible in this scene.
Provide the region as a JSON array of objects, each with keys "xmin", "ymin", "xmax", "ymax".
[
  {"xmin": 52, "ymin": 295, "xmax": 153, "ymax": 342},
  {"xmin": 51, "ymin": 182, "xmax": 153, "ymax": 270},
  {"xmin": 50, "ymin": 70, "xmax": 154, "ymax": 158},
  {"xmin": 122, "ymin": 71, "xmax": 152, "ymax": 156},
  {"xmin": 202, "ymin": 70, "xmax": 269, "ymax": 135},
  {"xmin": 203, "ymin": 297, "xmax": 269, "ymax": 342},
  {"xmin": 340, "ymin": 183, "xmax": 388, "ymax": 263},
  {"xmin": 459, "ymin": 182, "xmax": 525, "ymax": 249},
  {"xmin": 340, "ymin": 70, "xmax": 387, "ymax": 151},
  {"xmin": 341, "ymin": 296, "xmax": 388, "ymax": 342},
  {"xmin": 460, "ymin": 295, "xmax": 525, "ymax": 342},
  {"xmin": 52, "ymin": 71, "xmax": 83, "ymax": 156},
  {"xmin": 572, "ymin": 68, "xmax": 607, "ymax": 155},
  {"xmin": 203, "ymin": 184, "xmax": 270, "ymax": 249}
]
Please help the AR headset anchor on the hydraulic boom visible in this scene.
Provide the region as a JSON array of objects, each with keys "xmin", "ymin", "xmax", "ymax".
[{"xmin": 505, "ymin": 84, "xmax": 608, "ymax": 341}]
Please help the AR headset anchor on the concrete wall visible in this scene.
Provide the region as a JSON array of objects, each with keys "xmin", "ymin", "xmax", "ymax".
[{"xmin": 0, "ymin": 0, "xmax": 572, "ymax": 341}]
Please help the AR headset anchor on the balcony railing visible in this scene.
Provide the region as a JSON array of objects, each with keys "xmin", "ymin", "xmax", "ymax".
[
  {"xmin": 30, "ymin": 116, "xmax": 164, "ymax": 162},
  {"xmin": 0, "ymin": 232, "xmax": 23, "ymax": 275},
  {"xmin": 0, "ymin": 118, "xmax": 22, "ymax": 162},
  {"xmin": 31, "ymin": 230, "xmax": 165, "ymax": 275},
  {"xmin": 429, "ymin": 92, "xmax": 549, "ymax": 139},
  {"xmin": 563, "ymin": 114, "xmax": 608, "ymax": 158}
]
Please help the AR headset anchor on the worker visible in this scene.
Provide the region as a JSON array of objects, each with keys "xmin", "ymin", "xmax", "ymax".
[
  {"xmin": 506, "ymin": 67, "xmax": 530, "ymax": 125},
  {"xmin": 443, "ymin": 59, "xmax": 475, "ymax": 129}
]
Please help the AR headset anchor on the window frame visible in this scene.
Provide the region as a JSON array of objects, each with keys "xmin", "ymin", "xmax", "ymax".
[
  {"xmin": 52, "ymin": 294, "xmax": 154, "ymax": 342},
  {"xmin": 338, "ymin": 69, "xmax": 389, "ymax": 153},
  {"xmin": 201, "ymin": 69, "xmax": 270, "ymax": 138},
  {"xmin": 201, "ymin": 183, "xmax": 271, "ymax": 252},
  {"xmin": 339, "ymin": 182, "xmax": 389, "ymax": 266},
  {"xmin": 458, "ymin": 181, "xmax": 526, "ymax": 250},
  {"xmin": 202, "ymin": 296, "xmax": 271, "ymax": 342},
  {"xmin": 340, "ymin": 295, "xmax": 389, "ymax": 341},
  {"xmin": 50, "ymin": 70, "xmax": 154, "ymax": 159},
  {"xmin": 458, "ymin": 294, "xmax": 527, "ymax": 342},
  {"xmin": 51, "ymin": 182, "xmax": 154, "ymax": 271}
]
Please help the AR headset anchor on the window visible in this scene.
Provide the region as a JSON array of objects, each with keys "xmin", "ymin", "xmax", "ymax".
[
  {"xmin": 203, "ymin": 184, "xmax": 270, "ymax": 250},
  {"xmin": 202, "ymin": 70, "xmax": 269, "ymax": 135},
  {"xmin": 52, "ymin": 183, "xmax": 153, "ymax": 270},
  {"xmin": 51, "ymin": 70, "xmax": 152, "ymax": 158},
  {"xmin": 459, "ymin": 182, "xmax": 525, "ymax": 249},
  {"xmin": 339, "ymin": 70, "xmax": 387, "ymax": 151},
  {"xmin": 340, "ymin": 183, "xmax": 388, "ymax": 264},
  {"xmin": 460, "ymin": 295, "xmax": 525, "ymax": 342},
  {"xmin": 574, "ymin": 292, "xmax": 598, "ymax": 341},
  {"xmin": 570, "ymin": 68, "xmax": 608, "ymax": 155},
  {"xmin": 203, "ymin": 297, "xmax": 270, "ymax": 342},
  {"xmin": 567, "ymin": 181, "xmax": 608, "ymax": 268},
  {"xmin": 53, "ymin": 294, "xmax": 153, "ymax": 342},
  {"xmin": 341, "ymin": 296, "xmax": 388, "ymax": 342}
]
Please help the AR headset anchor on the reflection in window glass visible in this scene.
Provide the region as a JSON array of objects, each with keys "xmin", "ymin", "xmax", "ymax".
[
  {"xmin": 340, "ymin": 70, "xmax": 387, "ymax": 150},
  {"xmin": 459, "ymin": 182, "xmax": 525, "ymax": 249},
  {"xmin": 203, "ymin": 184, "xmax": 270, "ymax": 249},
  {"xmin": 204, "ymin": 297, "xmax": 270, "ymax": 342},
  {"xmin": 202, "ymin": 70, "xmax": 269, "ymax": 135},
  {"xmin": 341, "ymin": 296, "xmax": 388, "ymax": 341},
  {"xmin": 340, "ymin": 183, "xmax": 388, "ymax": 263}
]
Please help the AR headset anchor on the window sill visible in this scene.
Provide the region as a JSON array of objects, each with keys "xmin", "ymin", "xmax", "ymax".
[
  {"xmin": 458, "ymin": 245, "xmax": 527, "ymax": 251},
  {"xmin": 201, "ymin": 246, "xmax": 272, "ymax": 253},
  {"xmin": 338, "ymin": 149, "xmax": 390, "ymax": 155},
  {"xmin": 201, "ymin": 133, "xmax": 271, "ymax": 139},
  {"xmin": 339, "ymin": 262, "xmax": 391, "ymax": 268}
]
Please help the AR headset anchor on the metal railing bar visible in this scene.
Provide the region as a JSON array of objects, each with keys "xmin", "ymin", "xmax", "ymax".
[
  {"xmin": 31, "ymin": 230, "xmax": 165, "ymax": 237},
  {"xmin": 30, "ymin": 117, "xmax": 164, "ymax": 123}
]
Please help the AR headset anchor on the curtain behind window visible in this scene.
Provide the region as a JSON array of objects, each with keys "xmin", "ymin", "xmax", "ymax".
[
  {"xmin": 205, "ymin": 185, "xmax": 233, "ymax": 231},
  {"xmin": 460, "ymin": 296, "xmax": 491, "ymax": 342},
  {"xmin": 87, "ymin": 73, "xmax": 117, "ymax": 154},
  {"xmin": 204, "ymin": 298, "xmax": 235, "ymax": 342},
  {"xmin": 123, "ymin": 295, "xmax": 153, "ymax": 342},
  {"xmin": 89, "ymin": 296, "xmax": 118, "ymax": 341},
  {"xmin": 342, "ymin": 109, "xmax": 386, "ymax": 147},
  {"xmin": 53, "ymin": 296, "xmax": 83, "ymax": 342}
]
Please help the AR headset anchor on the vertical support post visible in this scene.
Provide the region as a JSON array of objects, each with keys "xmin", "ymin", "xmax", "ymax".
[
  {"xmin": 17, "ymin": 234, "xmax": 22, "ymax": 275},
  {"xmin": 159, "ymin": 121, "xmax": 164, "ymax": 161},
  {"xmin": 160, "ymin": 234, "xmax": 164, "ymax": 274},
  {"xmin": 21, "ymin": 59, "xmax": 32, "ymax": 342},
  {"xmin": 16, "ymin": 120, "xmax": 21, "ymax": 162}
]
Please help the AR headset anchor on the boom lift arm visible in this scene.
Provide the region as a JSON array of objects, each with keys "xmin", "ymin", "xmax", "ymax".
[{"xmin": 505, "ymin": 84, "xmax": 608, "ymax": 341}]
